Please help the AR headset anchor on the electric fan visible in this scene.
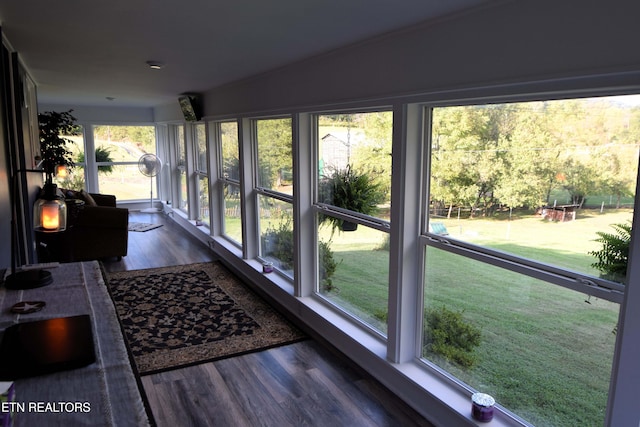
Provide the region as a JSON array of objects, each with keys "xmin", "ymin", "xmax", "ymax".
[{"xmin": 138, "ymin": 153, "xmax": 162, "ymax": 212}]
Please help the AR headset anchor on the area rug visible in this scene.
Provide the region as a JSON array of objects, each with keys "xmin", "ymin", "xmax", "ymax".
[
  {"xmin": 104, "ymin": 262, "xmax": 305, "ymax": 375},
  {"xmin": 128, "ymin": 222, "xmax": 163, "ymax": 232}
]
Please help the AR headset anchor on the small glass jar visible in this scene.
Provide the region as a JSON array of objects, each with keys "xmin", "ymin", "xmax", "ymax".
[
  {"xmin": 262, "ymin": 262, "xmax": 274, "ymax": 274},
  {"xmin": 471, "ymin": 392, "xmax": 495, "ymax": 422}
]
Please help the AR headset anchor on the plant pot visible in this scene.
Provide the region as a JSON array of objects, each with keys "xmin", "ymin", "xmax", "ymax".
[{"xmin": 341, "ymin": 221, "xmax": 358, "ymax": 231}]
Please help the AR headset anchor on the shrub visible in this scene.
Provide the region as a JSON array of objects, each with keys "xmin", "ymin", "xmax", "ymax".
[
  {"xmin": 261, "ymin": 217, "xmax": 294, "ymax": 270},
  {"xmin": 261, "ymin": 217, "xmax": 338, "ymax": 289},
  {"xmin": 424, "ymin": 306, "xmax": 482, "ymax": 368},
  {"xmin": 319, "ymin": 240, "xmax": 339, "ymax": 292},
  {"xmin": 589, "ymin": 222, "xmax": 631, "ymax": 283}
]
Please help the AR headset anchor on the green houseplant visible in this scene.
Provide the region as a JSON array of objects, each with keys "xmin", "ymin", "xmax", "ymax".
[
  {"xmin": 318, "ymin": 164, "xmax": 385, "ymax": 233},
  {"xmin": 39, "ymin": 110, "xmax": 78, "ymax": 186}
]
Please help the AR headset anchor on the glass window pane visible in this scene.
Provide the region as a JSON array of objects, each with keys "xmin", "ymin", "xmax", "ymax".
[
  {"xmin": 429, "ymin": 96, "xmax": 638, "ymax": 282},
  {"xmin": 55, "ymin": 125, "xmax": 85, "ymax": 190},
  {"xmin": 422, "ymin": 246, "xmax": 618, "ymax": 426},
  {"xmin": 195, "ymin": 123, "xmax": 207, "ymax": 172},
  {"xmin": 317, "ymin": 218, "xmax": 390, "ymax": 335},
  {"xmin": 259, "ymin": 195, "xmax": 294, "ymax": 275},
  {"xmin": 175, "ymin": 125, "xmax": 185, "ymax": 167},
  {"xmin": 198, "ymin": 175, "xmax": 209, "ymax": 227},
  {"xmin": 220, "ymin": 121, "xmax": 239, "ymax": 182},
  {"xmin": 256, "ymin": 118, "xmax": 292, "ymax": 195},
  {"xmin": 179, "ymin": 170, "xmax": 188, "ymax": 214},
  {"xmin": 98, "ymin": 164, "xmax": 156, "ymax": 202},
  {"xmin": 223, "ymin": 182, "xmax": 242, "ymax": 245},
  {"xmin": 317, "ymin": 112, "xmax": 392, "ymax": 226},
  {"xmin": 94, "ymin": 125, "xmax": 156, "ymax": 160}
]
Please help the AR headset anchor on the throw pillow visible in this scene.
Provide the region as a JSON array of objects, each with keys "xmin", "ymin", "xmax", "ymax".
[{"xmin": 79, "ymin": 190, "xmax": 98, "ymax": 206}]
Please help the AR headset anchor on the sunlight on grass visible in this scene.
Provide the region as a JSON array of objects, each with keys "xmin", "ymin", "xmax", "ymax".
[
  {"xmin": 434, "ymin": 208, "xmax": 634, "ymax": 276},
  {"xmin": 423, "ymin": 247, "xmax": 617, "ymax": 427}
]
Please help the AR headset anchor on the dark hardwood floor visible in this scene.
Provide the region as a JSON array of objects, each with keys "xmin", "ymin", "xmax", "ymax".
[{"xmin": 102, "ymin": 211, "xmax": 435, "ymax": 427}]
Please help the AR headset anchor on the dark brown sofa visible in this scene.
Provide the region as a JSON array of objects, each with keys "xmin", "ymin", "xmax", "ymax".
[{"xmin": 36, "ymin": 191, "xmax": 129, "ymax": 262}]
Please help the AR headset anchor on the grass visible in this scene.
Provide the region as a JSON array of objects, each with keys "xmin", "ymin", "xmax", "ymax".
[{"xmin": 321, "ymin": 209, "xmax": 629, "ymax": 426}]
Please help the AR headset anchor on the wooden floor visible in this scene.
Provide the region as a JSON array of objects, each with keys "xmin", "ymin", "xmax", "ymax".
[{"xmin": 102, "ymin": 211, "xmax": 434, "ymax": 427}]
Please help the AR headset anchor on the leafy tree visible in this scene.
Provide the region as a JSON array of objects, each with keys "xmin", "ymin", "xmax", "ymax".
[{"xmin": 256, "ymin": 118, "xmax": 292, "ymax": 190}]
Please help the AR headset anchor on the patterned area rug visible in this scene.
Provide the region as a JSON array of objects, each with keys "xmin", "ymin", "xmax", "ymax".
[
  {"xmin": 128, "ymin": 222, "xmax": 163, "ymax": 232},
  {"xmin": 105, "ymin": 262, "xmax": 305, "ymax": 375}
]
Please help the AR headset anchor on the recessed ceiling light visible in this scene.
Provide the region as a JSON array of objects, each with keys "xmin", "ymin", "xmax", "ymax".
[{"xmin": 146, "ymin": 61, "xmax": 165, "ymax": 70}]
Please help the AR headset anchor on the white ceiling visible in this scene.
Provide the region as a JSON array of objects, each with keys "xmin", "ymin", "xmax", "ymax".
[{"xmin": 0, "ymin": 0, "xmax": 498, "ymax": 108}]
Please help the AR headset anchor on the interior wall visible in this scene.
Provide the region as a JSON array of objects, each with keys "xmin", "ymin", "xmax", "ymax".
[
  {"xmin": 37, "ymin": 104, "xmax": 155, "ymax": 124},
  {"xmin": 182, "ymin": 0, "xmax": 640, "ymax": 118}
]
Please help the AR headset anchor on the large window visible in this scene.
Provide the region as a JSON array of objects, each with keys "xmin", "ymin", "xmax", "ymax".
[
  {"xmin": 315, "ymin": 111, "xmax": 393, "ymax": 335},
  {"xmin": 218, "ymin": 121, "xmax": 242, "ymax": 245},
  {"xmin": 421, "ymin": 96, "xmax": 637, "ymax": 426},
  {"xmin": 92, "ymin": 125, "xmax": 157, "ymax": 201},
  {"xmin": 194, "ymin": 123, "xmax": 209, "ymax": 226},
  {"xmin": 173, "ymin": 124, "xmax": 188, "ymax": 214},
  {"xmin": 255, "ymin": 117, "xmax": 293, "ymax": 275}
]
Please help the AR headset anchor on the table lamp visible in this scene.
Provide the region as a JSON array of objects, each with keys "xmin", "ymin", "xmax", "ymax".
[{"xmin": 5, "ymin": 170, "xmax": 67, "ymax": 290}]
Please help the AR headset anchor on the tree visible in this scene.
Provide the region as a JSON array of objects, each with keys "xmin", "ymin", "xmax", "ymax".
[{"xmin": 256, "ymin": 118, "xmax": 292, "ymax": 190}]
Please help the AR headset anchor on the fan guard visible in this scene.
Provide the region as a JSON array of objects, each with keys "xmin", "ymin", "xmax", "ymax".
[
  {"xmin": 137, "ymin": 153, "xmax": 162, "ymax": 212},
  {"xmin": 138, "ymin": 153, "xmax": 161, "ymax": 177}
]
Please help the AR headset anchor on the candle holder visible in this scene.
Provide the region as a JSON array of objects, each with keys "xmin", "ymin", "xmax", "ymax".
[{"xmin": 33, "ymin": 182, "xmax": 67, "ymax": 233}]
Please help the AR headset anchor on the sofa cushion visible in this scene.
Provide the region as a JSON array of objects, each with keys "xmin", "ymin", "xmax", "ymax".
[{"xmin": 78, "ymin": 190, "xmax": 98, "ymax": 206}]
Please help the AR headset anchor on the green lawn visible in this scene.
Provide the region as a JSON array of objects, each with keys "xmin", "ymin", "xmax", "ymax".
[{"xmin": 322, "ymin": 209, "xmax": 628, "ymax": 427}]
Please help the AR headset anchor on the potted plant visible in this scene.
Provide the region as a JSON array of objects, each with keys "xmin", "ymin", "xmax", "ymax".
[
  {"xmin": 38, "ymin": 110, "xmax": 78, "ymax": 183},
  {"xmin": 318, "ymin": 164, "xmax": 385, "ymax": 233}
]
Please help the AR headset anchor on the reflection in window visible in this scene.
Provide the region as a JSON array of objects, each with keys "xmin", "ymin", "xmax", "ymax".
[{"xmin": 422, "ymin": 247, "xmax": 618, "ymax": 427}]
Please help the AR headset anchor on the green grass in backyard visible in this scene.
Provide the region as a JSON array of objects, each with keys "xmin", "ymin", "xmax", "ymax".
[
  {"xmin": 318, "ymin": 210, "xmax": 627, "ymax": 426},
  {"xmin": 424, "ymin": 248, "xmax": 616, "ymax": 427}
]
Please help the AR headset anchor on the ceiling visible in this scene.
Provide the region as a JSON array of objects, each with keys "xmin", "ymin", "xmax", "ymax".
[{"xmin": 0, "ymin": 0, "xmax": 498, "ymax": 108}]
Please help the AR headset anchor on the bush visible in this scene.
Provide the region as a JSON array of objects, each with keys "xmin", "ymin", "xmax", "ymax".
[
  {"xmin": 424, "ymin": 306, "xmax": 482, "ymax": 368},
  {"xmin": 261, "ymin": 217, "xmax": 338, "ymax": 289},
  {"xmin": 589, "ymin": 222, "xmax": 631, "ymax": 283},
  {"xmin": 261, "ymin": 218, "xmax": 294, "ymax": 270},
  {"xmin": 319, "ymin": 240, "xmax": 339, "ymax": 292}
]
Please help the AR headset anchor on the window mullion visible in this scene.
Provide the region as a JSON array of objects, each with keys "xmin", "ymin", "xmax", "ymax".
[{"xmin": 387, "ymin": 103, "xmax": 424, "ymax": 363}]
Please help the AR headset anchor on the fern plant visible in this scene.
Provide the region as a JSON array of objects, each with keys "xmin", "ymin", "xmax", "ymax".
[{"xmin": 589, "ymin": 222, "xmax": 631, "ymax": 283}]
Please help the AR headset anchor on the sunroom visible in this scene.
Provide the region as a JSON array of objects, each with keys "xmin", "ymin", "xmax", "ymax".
[{"xmin": 2, "ymin": 0, "xmax": 640, "ymax": 426}]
